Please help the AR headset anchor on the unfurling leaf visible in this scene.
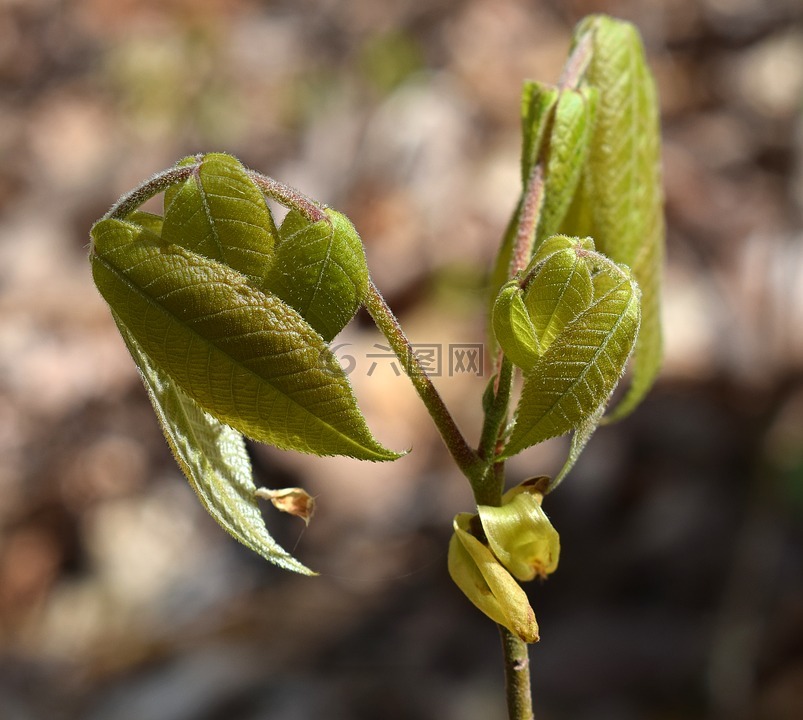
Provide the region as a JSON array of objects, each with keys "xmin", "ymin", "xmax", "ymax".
[
  {"xmin": 520, "ymin": 80, "xmax": 560, "ymax": 183},
  {"xmin": 487, "ymin": 81, "xmax": 561, "ymax": 324},
  {"xmin": 501, "ymin": 257, "xmax": 640, "ymax": 459},
  {"xmin": 114, "ymin": 316, "xmax": 313, "ymax": 574},
  {"xmin": 492, "ymin": 280, "xmax": 540, "ymax": 372},
  {"xmin": 162, "ymin": 152, "xmax": 278, "ymax": 289},
  {"xmin": 528, "ymin": 233, "xmax": 594, "ymax": 266},
  {"xmin": 535, "ymin": 86, "xmax": 597, "ymax": 249},
  {"xmin": 266, "ymin": 209, "xmax": 369, "ymax": 342},
  {"xmin": 522, "ymin": 246, "xmax": 594, "ymax": 352},
  {"xmin": 89, "ymin": 153, "xmax": 401, "ymax": 572},
  {"xmin": 563, "ymin": 15, "xmax": 665, "ymax": 419},
  {"xmin": 448, "ymin": 513, "xmax": 539, "ymax": 643},
  {"xmin": 489, "ymin": 83, "xmax": 591, "ymax": 297},
  {"xmin": 90, "ymin": 217, "xmax": 398, "ymax": 462}
]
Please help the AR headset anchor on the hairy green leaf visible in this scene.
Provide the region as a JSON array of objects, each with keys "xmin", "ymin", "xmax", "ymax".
[
  {"xmin": 520, "ymin": 80, "xmax": 560, "ymax": 183},
  {"xmin": 492, "ymin": 280, "xmax": 540, "ymax": 371},
  {"xmin": 487, "ymin": 80, "xmax": 561, "ymax": 331},
  {"xmin": 266, "ymin": 209, "xmax": 369, "ymax": 342},
  {"xmin": 574, "ymin": 16, "xmax": 659, "ymax": 266},
  {"xmin": 535, "ymin": 87, "xmax": 597, "ymax": 249},
  {"xmin": 90, "ymin": 218, "xmax": 399, "ymax": 461},
  {"xmin": 523, "ymin": 247, "xmax": 594, "ymax": 352},
  {"xmin": 566, "ymin": 15, "xmax": 665, "ymax": 419},
  {"xmin": 552, "ymin": 400, "xmax": 606, "ymax": 490},
  {"xmin": 162, "ymin": 153, "xmax": 279, "ymax": 289},
  {"xmin": 125, "ymin": 210, "xmax": 163, "ymax": 235},
  {"xmin": 115, "ymin": 316, "xmax": 313, "ymax": 574},
  {"xmin": 501, "ymin": 262, "xmax": 640, "ymax": 458},
  {"xmin": 528, "ymin": 233, "xmax": 594, "ymax": 267}
]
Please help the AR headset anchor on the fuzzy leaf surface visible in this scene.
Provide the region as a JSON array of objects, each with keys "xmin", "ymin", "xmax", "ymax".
[
  {"xmin": 535, "ymin": 87, "xmax": 596, "ymax": 248},
  {"xmin": 492, "ymin": 280, "xmax": 540, "ymax": 371},
  {"xmin": 162, "ymin": 153, "xmax": 279, "ymax": 289},
  {"xmin": 501, "ymin": 264, "xmax": 640, "ymax": 458},
  {"xmin": 523, "ymin": 247, "xmax": 594, "ymax": 352},
  {"xmin": 487, "ymin": 81, "xmax": 561, "ymax": 332},
  {"xmin": 575, "ymin": 16, "xmax": 661, "ymax": 267},
  {"xmin": 90, "ymin": 218, "xmax": 399, "ymax": 461},
  {"xmin": 115, "ymin": 317, "xmax": 313, "ymax": 574},
  {"xmin": 568, "ymin": 15, "xmax": 665, "ymax": 418},
  {"xmin": 266, "ymin": 209, "xmax": 369, "ymax": 342},
  {"xmin": 520, "ymin": 80, "xmax": 560, "ymax": 183}
]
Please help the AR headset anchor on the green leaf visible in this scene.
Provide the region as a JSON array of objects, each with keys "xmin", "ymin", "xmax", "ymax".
[
  {"xmin": 523, "ymin": 247, "xmax": 594, "ymax": 352},
  {"xmin": 90, "ymin": 218, "xmax": 400, "ymax": 461},
  {"xmin": 567, "ymin": 15, "xmax": 665, "ymax": 418},
  {"xmin": 574, "ymin": 16, "xmax": 660, "ymax": 266},
  {"xmin": 551, "ymin": 400, "xmax": 605, "ymax": 490},
  {"xmin": 520, "ymin": 80, "xmax": 560, "ymax": 183},
  {"xmin": 161, "ymin": 152, "xmax": 279, "ymax": 289},
  {"xmin": 125, "ymin": 210, "xmax": 163, "ymax": 235},
  {"xmin": 486, "ymin": 81, "xmax": 561, "ymax": 342},
  {"xmin": 501, "ymin": 260, "xmax": 640, "ymax": 459},
  {"xmin": 266, "ymin": 209, "xmax": 369, "ymax": 342},
  {"xmin": 528, "ymin": 233, "xmax": 594, "ymax": 267},
  {"xmin": 492, "ymin": 280, "xmax": 540, "ymax": 371},
  {"xmin": 535, "ymin": 87, "xmax": 597, "ymax": 249},
  {"xmin": 114, "ymin": 315, "xmax": 313, "ymax": 574},
  {"xmin": 606, "ymin": 232, "xmax": 662, "ymax": 421}
]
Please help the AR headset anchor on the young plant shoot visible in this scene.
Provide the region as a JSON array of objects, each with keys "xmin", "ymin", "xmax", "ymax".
[{"xmin": 89, "ymin": 14, "xmax": 664, "ymax": 719}]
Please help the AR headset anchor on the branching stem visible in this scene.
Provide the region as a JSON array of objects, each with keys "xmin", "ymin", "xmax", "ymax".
[{"xmin": 364, "ymin": 281, "xmax": 487, "ymax": 485}]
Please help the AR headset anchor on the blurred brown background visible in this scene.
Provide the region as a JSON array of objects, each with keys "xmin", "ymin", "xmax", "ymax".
[{"xmin": 1, "ymin": 0, "xmax": 802, "ymax": 718}]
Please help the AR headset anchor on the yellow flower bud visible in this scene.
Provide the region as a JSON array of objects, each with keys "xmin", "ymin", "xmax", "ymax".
[
  {"xmin": 448, "ymin": 513, "xmax": 539, "ymax": 643},
  {"xmin": 478, "ymin": 479, "xmax": 560, "ymax": 582}
]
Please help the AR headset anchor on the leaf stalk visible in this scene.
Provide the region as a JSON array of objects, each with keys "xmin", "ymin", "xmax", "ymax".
[
  {"xmin": 364, "ymin": 281, "xmax": 487, "ymax": 486},
  {"xmin": 104, "ymin": 164, "xmax": 197, "ymax": 221}
]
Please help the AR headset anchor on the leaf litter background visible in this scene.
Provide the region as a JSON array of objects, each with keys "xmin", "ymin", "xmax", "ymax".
[{"xmin": 1, "ymin": 0, "xmax": 802, "ymax": 718}]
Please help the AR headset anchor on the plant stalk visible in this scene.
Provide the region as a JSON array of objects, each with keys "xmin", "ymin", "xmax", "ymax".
[
  {"xmin": 558, "ymin": 27, "xmax": 594, "ymax": 90},
  {"xmin": 478, "ymin": 355, "xmax": 514, "ymax": 463},
  {"xmin": 510, "ymin": 163, "xmax": 545, "ymax": 277},
  {"xmin": 104, "ymin": 164, "xmax": 198, "ymax": 221},
  {"xmin": 489, "ymin": 106, "xmax": 556, "ymax": 718},
  {"xmin": 499, "ymin": 626, "xmax": 535, "ymax": 720},
  {"xmin": 364, "ymin": 280, "xmax": 486, "ymax": 485},
  {"xmin": 246, "ymin": 170, "xmax": 327, "ymax": 223}
]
